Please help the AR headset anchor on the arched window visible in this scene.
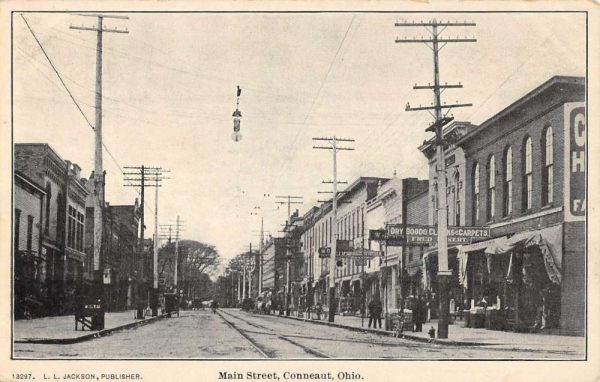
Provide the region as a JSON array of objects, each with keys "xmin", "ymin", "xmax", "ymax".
[
  {"xmin": 503, "ymin": 146, "xmax": 513, "ymax": 216},
  {"xmin": 487, "ymin": 155, "xmax": 496, "ymax": 221},
  {"xmin": 522, "ymin": 137, "xmax": 533, "ymax": 211},
  {"xmin": 472, "ymin": 163, "xmax": 480, "ymax": 224},
  {"xmin": 542, "ymin": 126, "xmax": 554, "ymax": 205}
]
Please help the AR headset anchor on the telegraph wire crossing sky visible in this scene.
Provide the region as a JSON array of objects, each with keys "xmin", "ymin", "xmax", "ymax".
[{"xmin": 13, "ymin": 12, "xmax": 585, "ymax": 269}]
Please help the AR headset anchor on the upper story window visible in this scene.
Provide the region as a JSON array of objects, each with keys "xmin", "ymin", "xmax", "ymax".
[
  {"xmin": 542, "ymin": 126, "xmax": 554, "ymax": 205},
  {"xmin": 45, "ymin": 182, "xmax": 51, "ymax": 234},
  {"xmin": 487, "ymin": 155, "xmax": 496, "ymax": 221},
  {"xmin": 522, "ymin": 136, "xmax": 533, "ymax": 211},
  {"xmin": 432, "ymin": 182, "xmax": 438, "ymax": 225},
  {"xmin": 454, "ymin": 172, "xmax": 461, "ymax": 226},
  {"xmin": 472, "ymin": 163, "xmax": 480, "ymax": 224},
  {"xmin": 503, "ymin": 146, "xmax": 513, "ymax": 217}
]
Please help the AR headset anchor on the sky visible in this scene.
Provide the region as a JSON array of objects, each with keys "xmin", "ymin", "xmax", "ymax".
[{"xmin": 12, "ymin": 12, "xmax": 586, "ymax": 272}]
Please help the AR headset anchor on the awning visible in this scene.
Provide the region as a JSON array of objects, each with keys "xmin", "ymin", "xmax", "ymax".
[
  {"xmin": 457, "ymin": 237, "xmax": 508, "ymax": 288},
  {"xmin": 484, "ymin": 224, "xmax": 563, "ymax": 284}
]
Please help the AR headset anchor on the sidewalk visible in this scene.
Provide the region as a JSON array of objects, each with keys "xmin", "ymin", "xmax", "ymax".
[
  {"xmin": 278, "ymin": 312, "xmax": 585, "ymax": 354},
  {"xmin": 14, "ymin": 310, "xmax": 166, "ymax": 344}
]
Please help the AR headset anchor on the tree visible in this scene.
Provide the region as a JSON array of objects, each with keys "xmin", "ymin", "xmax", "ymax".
[{"xmin": 158, "ymin": 239, "xmax": 221, "ymax": 299}]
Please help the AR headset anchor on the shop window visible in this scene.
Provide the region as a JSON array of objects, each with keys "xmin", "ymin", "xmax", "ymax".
[
  {"xmin": 522, "ymin": 136, "xmax": 533, "ymax": 211},
  {"xmin": 542, "ymin": 126, "xmax": 554, "ymax": 205},
  {"xmin": 503, "ymin": 146, "xmax": 513, "ymax": 216},
  {"xmin": 487, "ymin": 155, "xmax": 496, "ymax": 221}
]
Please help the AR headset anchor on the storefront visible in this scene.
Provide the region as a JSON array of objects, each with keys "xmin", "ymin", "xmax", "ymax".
[
  {"xmin": 458, "ymin": 224, "xmax": 563, "ymax": 332},
  {"xmin": 421, "ymin": 247, "xmax": 464, "ymax": 319}
]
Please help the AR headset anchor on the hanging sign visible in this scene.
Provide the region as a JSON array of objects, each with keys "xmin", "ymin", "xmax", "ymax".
[{"xmin": 385, "ymin": 224, "xmax": 490, "ymax": 246}]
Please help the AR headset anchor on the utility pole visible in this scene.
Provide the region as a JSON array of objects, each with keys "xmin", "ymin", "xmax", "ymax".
[
  {"xmin": 395, "ymin": 18, "xmax": 476, "ymax": 338},
  {"xmin": 313, "ymin": 136, "xmax": 355, "ymax": 322},
  {"xmin": 174, "ymin": 216, "xmax": 184, "ymax": 291},
  {"xmin": 124, "ymin": 166, "xmax": 169, "ymax": 316},
  {"xmin": 276, "ymin": 195, "xmax": 303, "ymax": 316},
  {"xmin": 160, "ymin": 217, "xmax": 184, "ymax": 292},
  {"xmin": 70, "ymin": 14, "xmax": 128, "ymax": 304}
]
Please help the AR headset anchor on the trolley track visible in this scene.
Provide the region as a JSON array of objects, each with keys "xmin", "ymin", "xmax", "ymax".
[
  {"xmin": 218, "ymin": 310, "xmax": 579, "ymax": 357},
  {"xmin": 217, "ymin": 309, "xmax": 331, "ymax": 358}
]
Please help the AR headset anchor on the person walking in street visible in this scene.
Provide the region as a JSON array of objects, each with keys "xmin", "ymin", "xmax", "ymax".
[
  {"xmin": 368, "ymin": 296, "xmax": 383, "ymax": 329},
  {"xmin": 210, "ymin": 300, "xmax": 218, "ymax": 314}
]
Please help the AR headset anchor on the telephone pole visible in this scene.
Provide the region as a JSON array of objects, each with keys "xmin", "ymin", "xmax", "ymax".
[
  {"xmin": 124, "ymin": 166, "xmax": 169, "ymax": 316},
  {"xmin": 395, "ymin": 18, "xmax": 476, "ymax": 338},
  {"xmin": 70, "ymin": 14, "xmax": 128, "ymax": 302},
  {"xmin": 275, "ymin": 195, "xmax": 303, "ymax": 316},
  {"xmin": 313, "ymin": 136, "xmax": 355, "ymax": 322}
]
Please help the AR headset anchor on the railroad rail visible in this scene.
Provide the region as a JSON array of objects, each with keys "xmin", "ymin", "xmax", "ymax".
[{"xmin": 217, "ymin": 309, "xmax": 331, "ymax": 358}]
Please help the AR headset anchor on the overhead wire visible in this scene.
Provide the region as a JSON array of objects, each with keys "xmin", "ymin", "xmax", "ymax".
[{"xmin": 18, "ymin": 13, "xmax": 155, "ymax": 214}]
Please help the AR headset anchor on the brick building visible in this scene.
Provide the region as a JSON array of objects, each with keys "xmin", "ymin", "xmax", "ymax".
[
  {"xmin": 417, "ymin": 122, "xmax": 477, "ymax": 318},
  {"xmin": 456, "ymin": 76, "xmax": 585, "ymax": 334},
  {"xmin": 14, "ymin": 143, "xmax": 89, "ymax": 315},
  {"xmin": 84, "ymin": 174, "xmax": 141, "ymax": 312},
  {"xmin": 377, "ymin": 177, "xmax": 429, "ymax": 312}
]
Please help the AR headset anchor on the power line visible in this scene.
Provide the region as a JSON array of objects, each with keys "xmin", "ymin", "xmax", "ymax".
[{"xmin": 20, "ymin": 13, "xmax": 94, "ymax": 129}]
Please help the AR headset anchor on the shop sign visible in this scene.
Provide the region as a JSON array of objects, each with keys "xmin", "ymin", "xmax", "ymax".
[
  {"xmin": 386, "ymin": 224, "xmax": 490, "ymax": 246},
  {"xmin": 318, "ymin": 239, "xmax": 354, "ymax": 258},
  {"xmin": 369, "ymin": 229, "xmax": 387, "ymax": 241},
  {"xmin": 318, "ymin": 247, "xmax": 331, "ymax": 258},
  {"xmin": 564, "ymin": 102, "xmax": 586, "ymax": 221},
  {"xmin": 344, "ymin": 249, "xmax": 381, "ymax": 259}
]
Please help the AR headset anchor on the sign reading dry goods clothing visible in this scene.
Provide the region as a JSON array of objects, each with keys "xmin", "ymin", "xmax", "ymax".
[
  {"xmin": 564, "ymin": 102, "xmax": 586, "ymax": 221},
  {"xmin": 386, "ymin": 224, "xmax": 490, "ymax": 246}
]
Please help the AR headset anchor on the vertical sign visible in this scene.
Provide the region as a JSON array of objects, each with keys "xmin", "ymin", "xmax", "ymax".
[{"xmin": 564, "ymin": 102, "xmax": 586, "ymax": 221}]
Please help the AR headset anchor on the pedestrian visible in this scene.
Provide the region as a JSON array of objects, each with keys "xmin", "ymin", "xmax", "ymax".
[
  {"xmin": 210, "ymin": 300, "xmax": 218, "ymax": 314},
  {"xmin": 415, "ymin": 296, "xmax": 425, "ymax": 332},
  {"xmin": 368, "ymin": 297, "xmax": 383, "ymax": 329}
]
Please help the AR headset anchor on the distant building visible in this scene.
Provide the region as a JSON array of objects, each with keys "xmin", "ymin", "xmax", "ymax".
[{"xmin": 84, "ymin": 174, "xmax": 141, "ymax": 311}]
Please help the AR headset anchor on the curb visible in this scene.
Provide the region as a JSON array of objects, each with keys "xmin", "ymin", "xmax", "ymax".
[
  {"xmin": 271, "ymin": 313, "xmax": 486, "ymax": 347},
  {"xmin": 15, "ymin": 314, "xmax": 169, "ymax": 345}
]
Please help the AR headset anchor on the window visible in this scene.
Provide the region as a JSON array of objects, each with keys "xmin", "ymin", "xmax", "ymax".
[
  {"xmin": 67, "ymin": 206, "xmax": 84, "ymax": 251},
  {"xmin": 454, "ymin": 173, "xmax": 461, "ymax": 226},
  {"xmin": 14, "ymin": 209, "xmax": 21, "ymax": 253},
  {"xmin": 432, "ymin": 182, "xmax": 438, "ymax": 225},
  {"xmin": 503, "ymin": 146, "xmax": 513, "ymax": 216},
  {"xmin": 473, "ymin": 163, "xmax": 480, "ymax": 224},
  {"xmin": 45, "ymin": 182, "xmax": 51, "ymax": 234},
  {"xmin": 27, "ymin": 215, "xmax": 34, "ymax": 254},
  {"xmin": 487, "ymin": 155, "xmax": 496, "ymax": 221},
  {"xmin": 522, "ymin": 137, "xmax": 533, "ymax": 211},
  {"xmin": 542, "ymin": 126, "xmax": 554, "ymax": 205}
]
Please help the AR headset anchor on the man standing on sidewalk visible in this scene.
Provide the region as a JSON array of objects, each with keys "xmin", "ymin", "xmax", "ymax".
[{"xmin": 368, "ymin": 297, "xmax": 382, "ymax": 329}]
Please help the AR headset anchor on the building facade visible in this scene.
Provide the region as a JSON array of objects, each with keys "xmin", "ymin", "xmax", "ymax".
[
  {"xmin": 14, "ymin": 144, "xmax": 89, "ymax": 316},
  {"xmin": 457, "ymin": 76, "xmax": 585, "ymax": 334},
  {"xmin": 13, "ymin": 171, "xmax": 46, "ymax": 318}
]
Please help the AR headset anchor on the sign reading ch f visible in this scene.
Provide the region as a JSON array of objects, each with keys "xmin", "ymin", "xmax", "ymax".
[{"xmin": 564, "ymin": 102, "xmax": 586, "ymax": 221}]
